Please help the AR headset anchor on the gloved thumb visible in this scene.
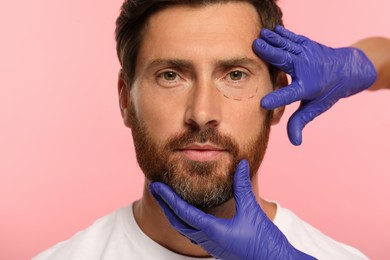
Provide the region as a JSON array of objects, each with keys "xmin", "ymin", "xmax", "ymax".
[
  {"xmin": 233, "ymin": 160, "xmax": 254, "ymax": 206},
  {"xmin": 287, "ymin": 99, "xmax": 333, "ymax": 146}
]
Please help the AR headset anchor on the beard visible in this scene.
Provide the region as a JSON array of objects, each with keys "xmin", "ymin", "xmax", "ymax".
[{"xmin": 129, "ymin": 104, "xmax": 272, "ymax": 209}]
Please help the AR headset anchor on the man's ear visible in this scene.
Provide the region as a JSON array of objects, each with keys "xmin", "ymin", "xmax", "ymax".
[
  {"xmin": 271, "ymin": 72, "xmax": 288, "ymax": 126},
  {"xmin": 118, "ymin": 69, "xmax": 132, "ymax": 128}
]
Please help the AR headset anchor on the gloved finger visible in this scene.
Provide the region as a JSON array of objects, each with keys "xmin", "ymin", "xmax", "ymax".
[
  {"xmin": 287, "ymin": 100, "xmax": 333, "ymax": 146},
  {"xmin": 149, "ymin": 182, "xmax": 213, "ymax": 231},
  {"xmin": 261, "ymin": 81, "xmax": 305, "ymax": 110},
  {"xmin": 233, "ymin": 160, "xmax": 259, "ymax": 211},
  {"xmin": 252, "ymin": 39, "xmax": 294, "ymax": 74},
  {"xmin": 260, "ymin": 28, "xmax": 302, "ymax": 55},
  {"xmin": 149, "ymin": 183, "xmax": 195, "ymax": 234},
  {"xmin": 274, "ymin": 25, "xmax": 306, "ymax": 45}
]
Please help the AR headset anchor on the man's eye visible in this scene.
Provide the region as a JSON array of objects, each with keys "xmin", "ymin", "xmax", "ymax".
[
  {"xmin": 163, "ymin": 71, "xmax": 177, "ymax": 81},
  {"xmin": 229, "ymin": 71, "xmax": 244, "ymax": 80}
]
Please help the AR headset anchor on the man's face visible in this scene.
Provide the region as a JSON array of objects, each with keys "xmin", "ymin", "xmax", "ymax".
[{"xmin": 120, "ymin": 2, "xmax": 282, "ymax": 208}]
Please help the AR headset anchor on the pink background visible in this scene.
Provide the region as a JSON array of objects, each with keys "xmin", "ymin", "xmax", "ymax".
[{"xmin": 1, "ymin": 0, "xmax": 389, "ymax": 259}]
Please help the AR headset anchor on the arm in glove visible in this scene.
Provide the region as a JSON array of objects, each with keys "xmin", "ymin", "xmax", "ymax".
[
  {"xmin": 149, "ymin": 160, "xmax": 316, "ymax": 260},
  {"xmin": 253, "ymin": 25, "xmax": 377, "ymax": 145}
]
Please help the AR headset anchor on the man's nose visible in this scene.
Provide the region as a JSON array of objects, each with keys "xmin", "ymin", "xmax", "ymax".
[{"xmin": 184, "ymin": 79, "xmax": 222, "ymax": 130}]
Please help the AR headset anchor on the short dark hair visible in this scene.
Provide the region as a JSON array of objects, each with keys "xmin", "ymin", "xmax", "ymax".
[{"xmin": 115, "ymin": 0, "xmax": 284, "ymax": 87}]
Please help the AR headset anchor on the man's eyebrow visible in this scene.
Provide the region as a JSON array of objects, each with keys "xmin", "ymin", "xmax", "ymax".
[
  {"xmin": 215, "ymin": 57, "xmax": 263, "ymax": 69},
  {"xmin": 146, "ymin": 59, "xmax": 193, "ymax": 70}
]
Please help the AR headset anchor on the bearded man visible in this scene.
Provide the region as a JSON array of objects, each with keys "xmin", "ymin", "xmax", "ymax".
[{"xmin": 33, "ymin": 0, "xmax": 387, "ymax": 259}]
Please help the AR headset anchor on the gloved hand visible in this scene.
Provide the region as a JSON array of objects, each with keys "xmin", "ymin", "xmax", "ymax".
[
  {"xmin": 149, "ymin": 160, "xmax": 316, "ymax": 260},
  {"xmin": 253, "ymin": 25, "xmax": 377, "ymax": 145}
]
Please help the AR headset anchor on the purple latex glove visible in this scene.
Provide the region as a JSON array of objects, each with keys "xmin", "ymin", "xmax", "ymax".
[
  {"xmin": 149, "ymin": 160, "xmax": 316, "ymax": 260},
  {"xmin": 253, "ymin": 25, "xmax": 377, "ymax": 145}
]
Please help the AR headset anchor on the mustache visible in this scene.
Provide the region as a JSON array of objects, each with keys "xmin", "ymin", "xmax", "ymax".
[{"xmin": 165, "ymin": 127, "xmax": 239, "ymax": 155}]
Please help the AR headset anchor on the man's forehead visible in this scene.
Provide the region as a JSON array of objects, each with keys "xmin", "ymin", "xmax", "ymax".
[
  {"xmin": 144, "ymin": 2, "xmax": 261, "ymax": 37},
  {"xmin": 137, "ymin": 2, "xmax": 263, "ymax": 69}
]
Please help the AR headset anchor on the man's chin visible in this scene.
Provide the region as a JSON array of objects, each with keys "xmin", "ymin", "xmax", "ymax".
[
  {"xmin": 165, "ymin": 174, "xmax": 234, "ymax": 208},
  {"xmin": 149, "ymin": 158, "xmax": 235, "ymax": 208},
  {"xmin": 177, "ymin": 188, "xmax": 234, "ymax": 209}
]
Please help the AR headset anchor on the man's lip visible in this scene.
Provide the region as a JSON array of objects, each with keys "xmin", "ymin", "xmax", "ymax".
[
  {"xmin": 176, "ymin": 144, "xmax": 227, "ymax": 161},
  {"xmin": 177, "ymin": 144, "xmax": 226, "ymax": 151}
]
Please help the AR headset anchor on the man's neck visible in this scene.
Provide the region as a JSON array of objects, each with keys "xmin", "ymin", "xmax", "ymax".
[{"xmin": 132, "ymin": 177, "xmax": 276, "ymax": 258}]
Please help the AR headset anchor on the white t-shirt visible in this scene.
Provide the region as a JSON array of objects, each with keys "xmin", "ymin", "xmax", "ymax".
[{"xmin": 33, "ymin": 203, "xmax": 367, "ymax": 260}]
